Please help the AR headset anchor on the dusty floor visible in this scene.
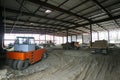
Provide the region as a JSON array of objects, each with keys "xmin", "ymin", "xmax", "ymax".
[{"xmin": 1, "ymin": 46, "xmax": 120, "ymax": 80}]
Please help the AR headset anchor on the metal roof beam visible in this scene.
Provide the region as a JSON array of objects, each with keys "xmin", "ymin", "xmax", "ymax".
[
  {"xmin": 6, "ymin": 26, "xmax": 55, "ymax": 33},
  {"xmin": 5, "ymin": 8, "xmax": 120, "ymax": 32},
  {"xmin": 96, "ymin": 23, "xmax": 108, "ymax": 31},
  {"xmin": 80, "ymin": 1, "xmax": 120, "ymax": 17},
  {"xmin": 91, "ymin": 0, "xmax": 112, "ymax": 17},
  {"xmin": 79, "ymin": 0, "xmax": 107, "ymax": 16},
  {"xmin": 6, "ymin": 22, "xmax": 87, "ymax": 33},
  {"xmin": 5, "ymin": 18, "xmax": 67, "ymax": 28},
  {"xmin": 61, "ymin": 31, "xmax": 77, "ymax": 36},
  {"xmin": 65, "ymin": 28, "xmax": 88, "ymax": 33},
  {"xmin": 91, "ymin": 0, "xmax": 120, "ymax": 27},
  {"xmin": 51, "ymin": 0, "xmax": 88, "ymax": 19},
  {"xmin": 4, "ymin": 8, "xmax": 75, "ymax": 25},
  {"xmin": 55, "ymin": 0, "xmax": 108, "ymax": 20},
  {"xmin": 4, "ymin": 8, "xmax": 97, "ymax": 31},
  {"xmin": 68, "ymin": 30, "xmax": 82, "ymax": 34},
  {"xmin": 36, "ymin": 0, "xmax": 69, "ymax": 23},
  {"xmin": 27, "ymin": 0, "xmax": 104, "ymax": 32},
  {"xmin": 28, "ymin": 0, "xmax": 91, "ymax": 21},
  {"xmin": 74, "ymin": 29, "xmax": 87, "ymax": 33},
  {"xmin": 75, "ymin": 26, "xmax": 97, "ymax": 32},
  {"xmin": 68, "ymin": 14, "xmax": 120, "ymax": 29},
  {"xmin": 6, "ymin": 23, "xmax": 60, "ymax": 30}
]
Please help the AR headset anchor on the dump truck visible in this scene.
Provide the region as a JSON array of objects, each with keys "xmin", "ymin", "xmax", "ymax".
[
  {"xmin": 91, "ymin": 40, "xmax": 109, "ymax": 55},
  {"xmin": 6, "ymin": 37, "xmax": 46, "ymax": 70},
  {"xmin": 61, "ymin": 42, "xmax": 80, "ymax": 50}
]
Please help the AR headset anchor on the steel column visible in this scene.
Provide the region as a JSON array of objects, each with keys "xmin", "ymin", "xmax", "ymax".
[
  {"xmin": 62, "ymin": 36, "xmax": 63, "ymax": 43},
  {"xmin": 39, "ymin": 34, "xmax": 40, "ymax": 44},
  {"xmin": 71, "ymin": 36, "xmax": 72, "ymax": 42},
  {"xmin": 108, "ymin": 31, "xmax": 110, "ymax": 43},
  {"xmin": 45, "ymin": 33, "xmax": 46, "ymax": 43},
  {"xmin": 53, "ymin": 34, "xmax": 55, "ymax": 43},
  {"xmin": 90, "ymin": 24, "xmax": 92, "ymax": 46},
  {"xmin": 82, "ymin": 34, "xmax": 84, "ymax": 44},
  {"xmin": 97, "ymin": 32, "xmax": 99, "ymax": 40},
  {"xmin": 66, "ymin": 29, "xmax": 68, "ymax": 43},
  {"xmin": 76, "ymin": 35, "xmax": 77, "ymax": 42},
  {"xmin": 0, "ymin": 7, "xmax": 4, "ymax": 54}
]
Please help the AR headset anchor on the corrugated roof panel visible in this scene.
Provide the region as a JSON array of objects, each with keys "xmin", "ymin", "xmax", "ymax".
[
  {"xmin": 2, "ymin": 0, "xmax": 20, "ymax": 10},
  {"xmin": 81, "ymin": 9, "xmax": 103, "ymax": 18},
  {"xmin": 60, "ymin": 0, "xmax": 85, "ymax": 10},
  {"xmin": 107, "ymin": 2, "xmax": 120, "ymax": 12},
  {"xmin": 101, "ymin": 0, "xmax": 120, "ymax": 8},
  {"xmin": 4, "ymin": 12, "xmax": 17, "ymax": 18},
  {"xmin": 38, "ymin": 19, "xmax": 48, "ymax": 23},
  {"xmin": 72, "ymin": 1, "xmax": 95, "ymax": 14},
  {"xmin": 76, "ymin": 27, "xmax": 90, "ymax": 32},
  {"xmin": 24, "ymin": 1, "xmax": 40, "ymax": 13},
  {"xmin": 56, "ymin": 14, "xmax": 70, "ymax": 19},
  {"xmin": 47, "ymin": 0, "xmax": 67, "ymax": 7},
  {"xmin": 47, "ymin": 20, "xmax": 56, "ymax": 24},
  {"xmin": 92, "ymin": 25, "xmax": 105, "ymax": 31},
  {"xmin": 92, "ymin": 15, "xmax": 109, "ymax": 21},
  {"xmin": 77, "ymin": 20, "xmax": 89, "ymax": 24},
  {"xmin": 18, "ymin": 15, "xmax": 30, "ymax": 21},
  {"xmin": 63, "ymin": 16, "xmax": 76, "ymax": 21},
  {"xmin": 88, "ymin": 13, "xmax": 106, "ymax": 19},
  {"xmin": 2, "ymin": 0, "xmax": 120, "ymax": 35},
  {"xmin": 4, "ymin": 20, "xmax": 14, "ymax": 24},
  {"xmin": 29, "ymin": 17, "xmax": 40, "ymax": 21},
  {"xmin": 116, "ymin": 19, "xmax": 120, "ymax": 23},
  {"xmin": 99, "ymin": 21, "xmax": 118, "ymax": 30}
]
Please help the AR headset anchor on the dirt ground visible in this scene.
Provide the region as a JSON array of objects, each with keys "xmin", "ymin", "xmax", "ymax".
[{"xmin": 1, "ymin": 46, "xmax": 120, "ymax": 80}]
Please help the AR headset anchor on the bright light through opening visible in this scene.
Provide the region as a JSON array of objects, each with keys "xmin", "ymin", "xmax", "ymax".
[
  {"xmin": 30, "ymin": 23, "xmax": 33, "ymax": 25},
  {"xmin": 45, "ymin": 10, "xmax": 52, "ymax": 13}
]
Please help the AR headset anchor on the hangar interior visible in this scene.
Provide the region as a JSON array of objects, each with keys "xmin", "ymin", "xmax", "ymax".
[{"xmin": 0, "ymin": 0, "xmax": 120, "ymax": 80}]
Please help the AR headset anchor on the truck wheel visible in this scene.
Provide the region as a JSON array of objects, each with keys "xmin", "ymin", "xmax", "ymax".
[
  {"xmin": 17, "ymin": 60, "xmax": 29, "ymax": 70},
  {"xmin": 6, "ymin": 59, "xmax": 13, "ymax": 67},
  {"xmin": 12, "ymin": 60, "xmax": 19, "ymax": 69}
]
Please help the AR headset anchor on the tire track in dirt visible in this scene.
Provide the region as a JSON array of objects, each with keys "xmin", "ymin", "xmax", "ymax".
[{"xmin": 6, "ymin": 49, "xmax": 120, "ymax": 80}]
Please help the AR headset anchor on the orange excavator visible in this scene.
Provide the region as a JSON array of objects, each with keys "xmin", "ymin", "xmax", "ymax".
[{"xmin": 6, "ymin": 37, "xmax": 46, "ymax": 70}]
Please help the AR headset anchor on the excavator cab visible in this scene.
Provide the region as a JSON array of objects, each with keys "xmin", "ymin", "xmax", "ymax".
[{"xmin": 6, "ymin": 37, "xmax": 46, "ymax": 70}]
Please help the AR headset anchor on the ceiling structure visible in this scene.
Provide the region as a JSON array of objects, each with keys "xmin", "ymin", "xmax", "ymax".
[{"xmin": 1, "ymin": 0, "xmax": 120, "ymax": 36}]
